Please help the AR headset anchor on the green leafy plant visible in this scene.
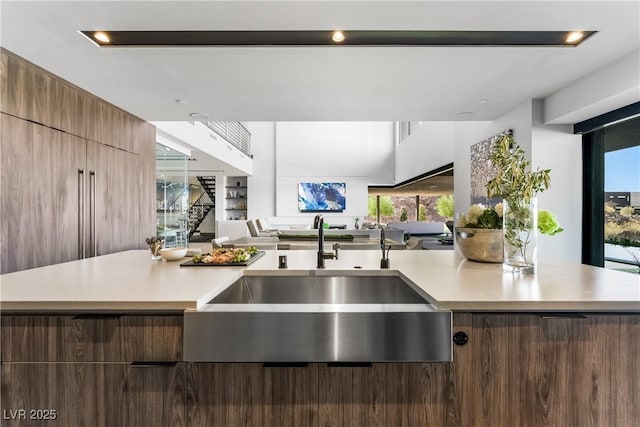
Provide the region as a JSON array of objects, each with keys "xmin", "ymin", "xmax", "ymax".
[
  {"xmin": 399, "ymin": 207, "xmax": 408, "ymax": 222},
  {"xmin": 485, "ymin": 134, "xmax": 555, "ymax": 263},
  {"xmin": 435, "ymin": 195, "xmax": 454, "ymax": 219},
  {"xmin": 486, "ymin": 134, "xmax": 551, "ymax": 204},
  {"xmin": 367, "ymin": 196, "xmax": 394, "ymax": 218},
  {"xmin": 418, "ymin": 204, "xmax": 427, "ymax": 221},
  {"xmin": 538, "ymin": 210, "xmax": 564, "ymax": 236}
]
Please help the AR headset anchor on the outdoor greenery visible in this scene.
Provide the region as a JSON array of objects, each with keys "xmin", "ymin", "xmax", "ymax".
[
  {"xmin": 435, "ymin": 195, "xmax": 454, "ymax": 219},
  {"xmin": 367, "ymin": 196, "xmax": 394, "ymax": 218},
  {"xmin": 366, "ymin": 194, "xmax": 455, "ymax": 224},
  {"xmin": 400, "ymin": 207, "xmax": 408, "ymax": 222}
]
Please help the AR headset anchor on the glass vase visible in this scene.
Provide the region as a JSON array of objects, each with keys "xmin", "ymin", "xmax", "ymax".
[{"xmin": 503, "ymin": 198, "xmax": 537, "ymax": 274}]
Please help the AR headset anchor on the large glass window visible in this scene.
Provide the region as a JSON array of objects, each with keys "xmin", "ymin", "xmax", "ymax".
[
  {"xmin": 582, "ymin": 111, "xmax": 640, "ymax": 274},
  {"xmin": 156, "ymin": 144, "xmax": 189, "ymax": 247},
  {"xmin": 604, "ymin": 144, "xmax": 640, "ymax": 273}
]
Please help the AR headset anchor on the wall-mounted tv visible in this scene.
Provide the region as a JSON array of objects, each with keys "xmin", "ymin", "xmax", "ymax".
[{"xmin": 298, "ymin": 182, "xmax": 346, "ymax": 212}]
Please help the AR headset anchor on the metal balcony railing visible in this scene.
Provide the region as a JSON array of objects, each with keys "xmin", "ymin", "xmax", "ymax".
[{"xmin": 203, "ymin": 121, "xmax": 252, "ymax": 157}]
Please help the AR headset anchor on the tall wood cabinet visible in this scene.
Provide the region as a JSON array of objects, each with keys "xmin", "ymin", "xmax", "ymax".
[{"xmin": 0, "ymin": 49, "xmax": 155, "ymax": 273}]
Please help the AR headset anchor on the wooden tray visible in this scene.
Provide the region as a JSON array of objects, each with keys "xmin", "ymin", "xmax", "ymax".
[{"xmin": 180, "ymin": 251, "xmax": 265, "ymax": 267}]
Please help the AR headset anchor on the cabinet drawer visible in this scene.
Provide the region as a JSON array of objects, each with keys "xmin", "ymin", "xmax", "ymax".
[
  {"xmin": 1, "ymin": 314, "xmax": 183, "ymax": 362},
  {"xmin": 1, "ymin": 362, "xmax": 185, "ymax": 427}
]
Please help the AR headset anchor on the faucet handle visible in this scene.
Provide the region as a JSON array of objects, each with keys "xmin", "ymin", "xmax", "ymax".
[{"xmin": 332, "ymin": 242, "xmax": 340, "ymax": 259}]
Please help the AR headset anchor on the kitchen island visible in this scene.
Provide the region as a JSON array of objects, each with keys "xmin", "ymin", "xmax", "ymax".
[{"xmin": 1, "ymin": 250, "xmax": 639, "ymax": 426}]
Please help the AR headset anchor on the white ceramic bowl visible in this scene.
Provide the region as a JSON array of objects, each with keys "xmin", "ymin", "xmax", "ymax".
[{"xmin": 160, "ymin": 247, "xmax": 188, "ymax": 261}]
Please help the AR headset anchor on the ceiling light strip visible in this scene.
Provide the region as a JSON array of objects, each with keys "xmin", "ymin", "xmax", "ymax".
[{"xmin": 80, "ymin": 30, "xmax": 597, "ymax": 47}]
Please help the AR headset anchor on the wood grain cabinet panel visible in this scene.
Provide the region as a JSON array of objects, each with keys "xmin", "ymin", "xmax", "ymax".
[
  {"xmin": 0, "ymin": 114, "xmax": 85, "ymax": 273},
  {"xmin": 1, "ymin": 113, "xmax": 36, "ymax": 273},
  {"xmin": 86, "ymin": 141, "xmax": 141, "ymax": 256},
  {"xmin": 1, "ymin": 53, "xmax": 31, "ymax": 119},
  {"xmin": 186, "ymin": 363, "xmax": 318, "ymax": 427},
  {"xmin": 1, "ymin": 362, "xmax": 185, "ymax": 427},
  {"xmin": 1, "ymin": 315, "xmax": 183, "ymax": 362},
  {"xmin": 468, "ymin": 314, "xmax": 640, "ymax": 427}
]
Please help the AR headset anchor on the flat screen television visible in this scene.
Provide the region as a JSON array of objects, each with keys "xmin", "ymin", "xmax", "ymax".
[{"xmin": 298, "ymin": 182, "xmax": 346, "ymax": 212}]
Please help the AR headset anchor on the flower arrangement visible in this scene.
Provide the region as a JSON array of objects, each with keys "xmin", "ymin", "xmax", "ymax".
[
  {"xmin": 458, "ymin": 203, "xmax": 504, "ymax": 230},
  {"xmin": 458, "ymin": 203, "xmax": 562, "ymax": 236}
]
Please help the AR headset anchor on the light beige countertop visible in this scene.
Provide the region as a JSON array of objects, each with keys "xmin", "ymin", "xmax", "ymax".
[{"xmin": 1, "ymin": 249, "xmax": 638, "ymax": 311}]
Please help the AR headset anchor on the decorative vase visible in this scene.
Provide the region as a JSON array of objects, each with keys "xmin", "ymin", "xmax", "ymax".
[
  {"xmin": 455, "ymin": 227, "xmax": 504, "ymax": 263},
  {"xmin": 354, "ymin": 218, "xmax": 360, "ymax": 229},
  {"xmin": 503, "ymin": 198, "xmax": 537, "ymax": 273}
]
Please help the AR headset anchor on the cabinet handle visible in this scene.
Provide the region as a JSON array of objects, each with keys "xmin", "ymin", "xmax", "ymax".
[
  {"xmin": 327, "ymin": 362, "xmax": 372, "ymax": 368},
  {"xmin": 78, "ymin": 169, "xmax": 85, "ymax": 259},
  {"xmin": 537, "ymin": 313, "xmax": 587, "ymax": 319},
  {"xmin": 89, "ymin": 171, "xmax": 96, "ymax": 257},
  {"xmin": 263, "ymin": 362, "xmax": 308, "ymax": 368},
  {"xmin": 130, "ymin": 361, "xmax": 177, "ymax": 368},
  {"xmin": 72, "ymin": 314, "xmax": 122, "ymax": 320}
]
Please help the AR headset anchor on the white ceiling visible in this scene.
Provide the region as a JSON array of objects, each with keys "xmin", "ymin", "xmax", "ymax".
[{"xmin": 1, "ymin": 1, "xmax": 638, "ymax": 123}]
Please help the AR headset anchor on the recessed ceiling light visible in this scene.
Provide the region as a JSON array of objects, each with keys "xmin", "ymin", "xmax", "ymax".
[
  {"xmin": 479, "ymin": 99, "xmax": 489, "ymax": 104},
  {"xmin": 93, "ymin": 32, "xmax": 111, "ymax": 44},
  {"xmin": 331, "ymin": 30, "xmax": 346, "ymax": 43},
  {"xmin": 565, "ymin": 31, "xmax": 584, "ymax": 43},
  {"xmin": 175, "ymin": 99, "xmax": 187, "ymax": 104},
  {"xmin": 189, "ymin": 112, "xmax": 210, "ymax": 121},
  {"xmin": 456, "ymin": 112, "xmax": 473, "ymax": 117}
]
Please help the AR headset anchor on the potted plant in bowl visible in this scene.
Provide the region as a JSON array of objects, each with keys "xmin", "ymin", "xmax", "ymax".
[{"xmin": 455, "ymin": 203, "xmax": 505, "ymax": 262}]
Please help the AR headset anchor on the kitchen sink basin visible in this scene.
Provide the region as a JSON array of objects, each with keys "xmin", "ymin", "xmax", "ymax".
[
  {"xmin": 184, "ymin": 274, "xmax": 452, "ymax": 363},
  {"xmin": 209, "ymin": 275, "xmax": 427, "ymax": 304}
]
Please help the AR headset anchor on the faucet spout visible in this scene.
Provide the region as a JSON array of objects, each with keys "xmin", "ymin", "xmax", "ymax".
[
  {"xmin": 317, "ymin": 216, "xmax": 337, "ymax": 268},
  {"xmin": 380, "ymin": 227, "xmax": 390, "ymax": 269},
  {"xmin": 318, "ymin": 216, "xmax": 325, "ymax": 253}
]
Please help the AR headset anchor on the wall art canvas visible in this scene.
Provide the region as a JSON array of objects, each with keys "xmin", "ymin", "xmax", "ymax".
[
  {"xmin": 298, "ymin": 182, "xmax": 346, "ymax": 212},
  {"xmin": 470, "ymin": 130, "xmax": 511, "ymax": 206}
]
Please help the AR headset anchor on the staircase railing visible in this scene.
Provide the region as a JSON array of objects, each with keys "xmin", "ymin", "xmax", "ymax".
[
  {"xmin": 203, "ymin": 121, "xmax": 251, "ymax": 156},
  {"xmin": 187, "ymin": 178, "xmax": 216, "ymax": 240}
]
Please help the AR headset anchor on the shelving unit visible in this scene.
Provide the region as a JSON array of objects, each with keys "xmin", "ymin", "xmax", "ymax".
[{"xmin": 225, "ymin": 176, "xmax": 248, "ymax": 220}]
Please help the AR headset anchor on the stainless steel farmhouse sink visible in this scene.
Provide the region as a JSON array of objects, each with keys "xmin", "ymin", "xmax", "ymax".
[{"xmin": 184, "ymin": 274, "xmax": 452, "ymax": 362}]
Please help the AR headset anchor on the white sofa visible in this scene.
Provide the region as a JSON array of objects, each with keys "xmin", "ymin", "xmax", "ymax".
[{"xmin": 386, "ymin": 221, "xmax": 446, "ymax": 236}]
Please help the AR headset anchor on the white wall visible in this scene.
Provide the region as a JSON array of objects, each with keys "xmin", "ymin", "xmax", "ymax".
[
  {"xmin": 366, "ymin": 122, "xmax": 396, "ymax": 186},
  {"xmin": 247, "ymin": 122, "xmax": 277, "ymax": 219},
  {"xmin": 275, "ymin": 122, "xmax": 374, "ymax": 225},
  {"xmin": 395, "ymin": 122, "xmax": 455, "ymax": 184},
  {"xmin": 531, "ymin": 100, "xmax": 582, "ymax": 262},
  {"xmin": 243, "ymin": 121, "xmax": 393, "ymax": 227}
]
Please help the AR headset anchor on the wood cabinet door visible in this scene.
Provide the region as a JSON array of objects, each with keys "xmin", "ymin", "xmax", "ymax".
[
  {"xmin": 468, "ymin": 314, "xmax": 640, "ymax": 427},
  {"xmin": 1, "ymin": 113, "xmax": 35, "ymax": 273},
  {"xmin": 86, "ymin": 141, "xmax": 140, "ymax": 256},
  {"xmin": 0, "ymin": 114, "xmax": 85, "ymax": 273},
  {"xmin": 186, "ymin": 363, "xmax": 319, "ymax": 427},
  {"xmin": 1, "ymin": 362, "xmax": 185, "ymax": 427}
]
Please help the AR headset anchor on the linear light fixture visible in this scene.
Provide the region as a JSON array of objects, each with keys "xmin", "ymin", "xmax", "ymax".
[{"xmin": 80, "ymin": 30, "xmax": 597, "ymax": 47}]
